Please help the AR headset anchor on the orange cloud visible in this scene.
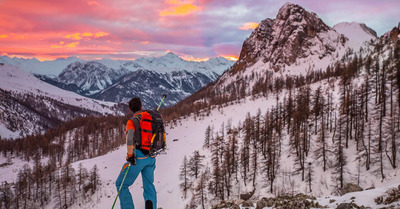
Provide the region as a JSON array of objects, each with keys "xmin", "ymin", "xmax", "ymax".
[
  {"xmin": 140, "ymin": 41, "xmax": 150, "ymax": 44},
  {"xmin": 65, "ymin": 33, "xmax": 83, "ymax": 40},
  {"xmin": 239, "ymin": 22, "xmax": 259, "ymax": 30},
  {"xmin": 164, "ymin": 50, "xmax": 209, "ymax": 62},
  {"xmin": 66, "ymin": 42, "xmax": 79, "ymax": 47},
  {"xmin": 160, "ymin": 0, "xmax": 201, "ymax": 16},
  {"xmin": 82, "ymin": 32, "xmax": 93, "ymax": 37},
  {"xmin": 222, "ymin": 55, "xmax": 238, "ymax": 61},
  {"xmin": 87, "ymin": 1, "xmax": 99, "ymax": 6},
  {"xmin": 0, "ymin": 34, "xmax": 8, "ymax": 38},
  {"xmin": 182, "ymin": 57, "xmax": 209, "ymax": 62},
  {"xmin": 51, "ymin": 41, "xmax": 79, "ymax": 48},
  {"xmin": 94, "ymin": 32, "xmax": 109, "ymax": 38},
  {"xmin": 65, "ymin": 32, "xmax": 109, "ymax": 40}
]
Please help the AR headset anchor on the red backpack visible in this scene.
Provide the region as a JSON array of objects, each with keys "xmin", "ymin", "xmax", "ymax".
[{"xmin": 131, "ymin": 110, "xmax": 166, "ymax": 156}]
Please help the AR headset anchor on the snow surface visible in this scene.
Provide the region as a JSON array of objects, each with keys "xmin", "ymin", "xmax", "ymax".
[
  {"xmin": 333, "ymin": 22, "xmax": 376, "ymax": 51},
  {"xmin": 0, "ymin": 123, "xmax": 20, "ymax": 139},
  {"xmin": 318, "ymin": 186, "xmax": 400, "ymax": 208}
]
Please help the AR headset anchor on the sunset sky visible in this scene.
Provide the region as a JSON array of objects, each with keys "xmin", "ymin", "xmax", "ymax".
[{"xmin": 0, "ymin": 0, "xmax": 399, "ymax": 61}]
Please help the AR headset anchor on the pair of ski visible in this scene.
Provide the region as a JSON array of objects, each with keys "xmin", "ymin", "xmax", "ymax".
[{"xmin": 111, "ymin": 94, "xmax": 167, "ymax": 209}]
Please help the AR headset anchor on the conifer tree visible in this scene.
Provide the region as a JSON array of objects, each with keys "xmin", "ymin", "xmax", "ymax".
[{"xmin": 179, "ymin": 156, "xmax": 190, "ymax": 199}]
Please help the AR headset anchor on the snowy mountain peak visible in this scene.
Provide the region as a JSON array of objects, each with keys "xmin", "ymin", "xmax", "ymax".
[
  {"xmin": 56, "ymin": 61, "xmax": 129, "ymax": 95},
  {"xmin": 162, "ymin": 52, "xmax": 182, "ymax": 60},
  {"xmin": 230, "ymin": 2, "xmax": 343, "ymax": 74},
  {"xmin": 276, "ymin": 2, "xmax": 329, "ymax": 31},
  {"xmin": 333, "ymin": 22, "xmax": 377, "ymax": 50}
]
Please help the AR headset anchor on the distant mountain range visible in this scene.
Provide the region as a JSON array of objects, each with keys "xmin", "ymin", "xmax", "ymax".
[{"xmin": 1, "ymin": 52, "xmax": 234, "ymax": 108}]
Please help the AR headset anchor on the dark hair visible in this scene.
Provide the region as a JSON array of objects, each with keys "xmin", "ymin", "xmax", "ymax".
[{"xmin": 128, "ymin": 97, "xmax": 142, "ymax": 112}]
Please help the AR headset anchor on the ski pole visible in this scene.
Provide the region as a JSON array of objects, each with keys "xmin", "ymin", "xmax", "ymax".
[
  {"xmin": 156, "ymin": 94, "xmax": 167, "ymax": 111},
  {"xmin": 112, "ymin": 163, "xmax": 131, "ymax": 209}
]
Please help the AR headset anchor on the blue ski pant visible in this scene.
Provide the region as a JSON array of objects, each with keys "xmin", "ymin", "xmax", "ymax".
[{"xmin": 116, "ymin": 150, "xmax": 157, "ymax": 209}]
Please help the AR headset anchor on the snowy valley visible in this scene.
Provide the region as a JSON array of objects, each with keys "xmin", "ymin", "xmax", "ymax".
[{"xmin": 1, "ymin": 2, "xmax": 400, "ymax": 209}]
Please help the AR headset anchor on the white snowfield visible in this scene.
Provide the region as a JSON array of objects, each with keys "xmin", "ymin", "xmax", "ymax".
[{"xmin": 333, "ymin": 22, "xmax": 377, "ymax": 51}]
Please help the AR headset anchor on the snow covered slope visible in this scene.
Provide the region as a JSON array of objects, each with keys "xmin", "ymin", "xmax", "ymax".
[
  {"xmin": 0, "ymin": 64, "xmax": 123, "ymax": 138},
  {"xmin": 333, "ymin": 22, "xmax": 377, "ymax": 51},
  {"xmin": 0, "ymin": 56, "xmax": 82, "ymax": 77}
]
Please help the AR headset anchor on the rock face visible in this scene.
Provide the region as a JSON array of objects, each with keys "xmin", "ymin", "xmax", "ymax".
[
  {"xmin": 56, "ymin": 61, "xmax": 129, "ymax": 96},
  {"xmin": 231, "ymin": 3, "xmax": 345, "ymax": 73},
  {"xmin": 255, "ymin": 194, "xmax": 322, "ymax": 209},
  {"xmin": 340, "ymin": 183, "xmax": 363, "ymax": 196},
  {"xmin": 240, "ymin": 189, "xmax": 255, "ymax": 201},
  {"xmin": 375, "ymin": 185, "xmax": 400, "ymax": 205},
  {"xmin": 336, "ymin": 202, "xmax": 362, "ymax": 209}
]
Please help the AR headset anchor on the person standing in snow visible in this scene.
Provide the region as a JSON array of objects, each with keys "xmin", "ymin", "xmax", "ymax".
[{"xmin": 116, "ymin": 97, "xmax": 157, "ymax": 209}]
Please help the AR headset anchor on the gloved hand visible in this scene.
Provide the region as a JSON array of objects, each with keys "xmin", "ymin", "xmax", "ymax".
[{"xmin": 126, "ymin": 153, "xmax": 136, "ymax": 165}]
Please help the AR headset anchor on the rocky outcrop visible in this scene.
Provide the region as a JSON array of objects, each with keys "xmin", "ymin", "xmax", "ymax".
[
  {"xmin": 340, "ymin": 183, "xmax": 363, "ymax": 196},
  {"xmin": 336, "ymin": 202, "xmax": 364, "ymax": 209},
  {"xmin": 230, "ymin": 3, "xmax": 345, "ymax": 74},
  {"xmin": 375, "ymin": 185, "xmax": 400, "ymax": 205},
  {"xmin": 255, "ymin": 193, "xmax": 322, "ymax": 209}
]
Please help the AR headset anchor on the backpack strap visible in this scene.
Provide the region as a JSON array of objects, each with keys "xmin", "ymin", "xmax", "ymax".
[
  {"xmin": 132, "ymin": 116, "xmax": 141, "ymax": 146},
  {"xmin": 131, "ymin": 111, "xmax": 143, "ymax": 146}
]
